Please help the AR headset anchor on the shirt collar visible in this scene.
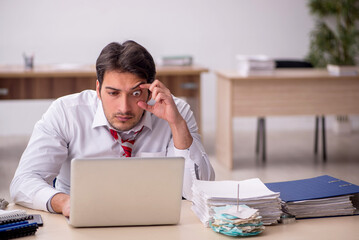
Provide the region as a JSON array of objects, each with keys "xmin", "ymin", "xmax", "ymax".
[
  {"xmin": 92, "ymin": 99, "xmax": 109, "ymax": 129},
  {"xmin": 92, "ymin": 99, "xmax": 153, "ymax": 132},
  {"xmin": 130, "ymin": 110, "xmax": 153, "ymax": 133}
]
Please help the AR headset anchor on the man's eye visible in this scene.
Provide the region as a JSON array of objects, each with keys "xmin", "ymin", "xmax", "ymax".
[
  {"xmin": 132, "ymin": 90, "xmax": 142, "ymax": 97},
  {"xmin": 108, "ymin": 91, "xmax": 118, "ymax": 96}
]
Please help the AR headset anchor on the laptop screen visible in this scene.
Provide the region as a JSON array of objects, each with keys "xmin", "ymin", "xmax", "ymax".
[{"xmin": 69, "ymin": 157, "xmax": 185, "ymax": 227}]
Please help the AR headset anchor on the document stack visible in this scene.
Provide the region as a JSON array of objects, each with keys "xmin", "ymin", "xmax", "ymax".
[
  {"xmin": 158, "ymin": 55, "xmax": 193, "ymax": 66},
  {"xmin": 210, "ymin": 205, "xmax": 265, "ymax": 237},
  {"xmin": 236, "ymin": 55, "xmax": 275, "ymax": 76},
  {"xmin": 191, "ymin": 178, "xmax": 282, "ymax": 226},
  {"xmin": 265, "ymin": 175, "xmax": 359, "ymax": 219}
]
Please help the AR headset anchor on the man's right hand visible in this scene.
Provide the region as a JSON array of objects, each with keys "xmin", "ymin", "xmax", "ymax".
[{"xmin": 51, "ymin": 193, "xmax": 70, "ymax": 217}]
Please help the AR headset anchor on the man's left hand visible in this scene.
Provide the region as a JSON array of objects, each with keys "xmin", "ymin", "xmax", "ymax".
[
  {"xmin": 138, "ymin": 80, "xmax": 193, "ymax": 150},
  {"xmin": 138, "ymin": 80, "xmax": 183, "ymax": 125}
]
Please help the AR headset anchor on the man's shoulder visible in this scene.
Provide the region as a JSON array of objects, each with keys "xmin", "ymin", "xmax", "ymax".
[
  {"xmin": 173, "ymin": 95, "xmax": 188, "ymax": 106},
  {"xmin": 54, "ymin": 90, "xmax": 98, "ymax": 108},
  {"xmin": 172, "ymin": 95, "xmax": 191, "ymax": 112}
]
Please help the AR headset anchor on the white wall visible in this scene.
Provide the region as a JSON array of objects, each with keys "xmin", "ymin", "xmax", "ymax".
[{"xmin": 1, "ymin": 0, "xmax": 357, "ymax": 136}]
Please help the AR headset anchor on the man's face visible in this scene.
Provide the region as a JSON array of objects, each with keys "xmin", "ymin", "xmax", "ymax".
[{"xmin": 97, "ymin": 70, "xmax": 149, "ymax": 131}]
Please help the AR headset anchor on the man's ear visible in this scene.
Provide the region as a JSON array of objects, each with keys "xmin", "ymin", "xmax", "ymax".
[{"xmin": 96, "ymin": 80, "xmax": 101, "ymax": 99}]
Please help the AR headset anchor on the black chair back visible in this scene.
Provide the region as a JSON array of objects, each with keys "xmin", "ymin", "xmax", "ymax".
[{"xmin": 275, "ymin": 60, "xmax": 313, "ymax": 68}]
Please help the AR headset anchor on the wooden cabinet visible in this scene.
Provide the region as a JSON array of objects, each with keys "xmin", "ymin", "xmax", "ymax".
[{"xmin": 0, "ymin": 64, "xmax": 207, "ymax": 131}]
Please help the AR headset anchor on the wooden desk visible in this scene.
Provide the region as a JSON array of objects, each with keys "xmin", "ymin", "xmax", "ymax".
[
  {"xmin": 7, "ymin": 201, "xmax": 359, "ymax": 240},
  {"xmin": 0, "ymin": 64, "xmax": 207, "ymax": 131},
  {"xmin": 216, "ymin": 69, "xmax": 359, "ymax": 169}
]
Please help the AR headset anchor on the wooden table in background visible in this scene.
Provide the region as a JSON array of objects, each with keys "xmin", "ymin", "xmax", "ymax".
[
  {"xmin": 0, "ymin": 64, "xmax": 207, "ymax": 132},
  {"xmin": 216, "ymin": 69, "xmax": 359, "ymax": 169}
]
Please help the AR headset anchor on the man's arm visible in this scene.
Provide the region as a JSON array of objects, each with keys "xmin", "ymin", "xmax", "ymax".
[
  {"xmin": 167, "ymin": 96, "xmax": 215, "ymax": 200},
  {"xmin": 169, "ymin": 117, "xmax": 193, "ymax": 150},
  {"xmin": 138, "ymin": 81, "xmax": 215, "ymax": 200},
  {"xmin": 10, "ymin": 99, "xmax": 69, "ymax": 212}
]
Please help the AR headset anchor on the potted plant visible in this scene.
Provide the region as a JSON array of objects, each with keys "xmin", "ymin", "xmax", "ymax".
[
  {"xmin": 306, "ymin": 0, "xmax": 359, "ymax": 76},
  {"xmin": 306, "ymin": 0, "xmax": 359, "ymax": 133}
]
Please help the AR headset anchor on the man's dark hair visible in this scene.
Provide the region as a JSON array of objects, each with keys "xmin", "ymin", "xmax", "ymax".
[{"xmin": 96, "ymin": 40, "xmax": 156, "ymax": 91}]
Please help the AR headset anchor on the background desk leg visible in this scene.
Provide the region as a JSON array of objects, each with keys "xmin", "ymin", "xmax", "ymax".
[
  {"xmin": 314, "ymin": 116, "xmax": 319, "ymax": 154},
  {"xmin": 256, "ymin": 117, "xmax": 266, "ymax": 162},
  {"xmin": 322, "ymin": 116, "xmax": 327, "ymax": 162},
  {"xmin": 216, "ymin": 76, "xmax": 233, "ymax": 169}
]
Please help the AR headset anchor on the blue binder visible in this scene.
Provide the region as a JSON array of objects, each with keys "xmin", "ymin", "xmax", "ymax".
[
  {"xmin": 264, "ymin": 175, "xmax": 359, "ymax": 202},
  {"xmin": 0, "ymin": 221, "xmax": 38, "ymax": 239}
]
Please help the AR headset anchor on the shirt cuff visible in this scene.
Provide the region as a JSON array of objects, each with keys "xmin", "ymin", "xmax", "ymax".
[
  {"xmin": 173, "ymin": 145, "xmax": 197, "ymax": 179},
  {"xmin": 172, "ymin": 147, "xmax": 191, "ymax": 159},
  {"xmin": 173, "ymin": 140, "xmax": 203, "ymax": 167},
  {"xmin": 46, "ymin": 194, "xmax": 59, "ymax": 213},
  {"xmin": 33, "ymin": 187, "xmax": 61, "ymax": 212}
]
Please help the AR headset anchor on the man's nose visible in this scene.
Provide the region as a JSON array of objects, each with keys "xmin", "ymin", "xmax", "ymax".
[{"xmin": 118, "ymin": 94, "xmax": 131, "ymax": 114}]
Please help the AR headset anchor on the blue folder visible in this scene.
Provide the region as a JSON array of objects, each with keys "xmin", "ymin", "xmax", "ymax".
[{"xmin": 264, "ymin": 175, "xmax": 359, "ymax": 202}]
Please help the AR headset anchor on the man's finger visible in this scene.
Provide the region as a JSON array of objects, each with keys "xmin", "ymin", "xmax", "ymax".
[
  {"xmin": 140, "ymin": 83, "xmax": 151, "ymax": 89},
  {"xmin": 140, "ymin": 80, "xmax": 165, "ymax": 92},
  {"xmin": 137, "ymin": 101, "xmax": 154, "ymax": 112},
  {"xmin": 151, "ymin": 86, "xmax": 166, "ymax": 101}
]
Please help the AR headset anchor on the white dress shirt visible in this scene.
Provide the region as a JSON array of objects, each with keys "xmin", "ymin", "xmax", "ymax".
[{"xmin": 10, "ymin": 90, "xmax": 215, "ymax": 212}]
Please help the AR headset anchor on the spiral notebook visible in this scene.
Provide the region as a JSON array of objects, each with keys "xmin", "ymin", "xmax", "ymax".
[{"xmin": 0, "ymin": 210, "xmax": 31, "ymax": 224}]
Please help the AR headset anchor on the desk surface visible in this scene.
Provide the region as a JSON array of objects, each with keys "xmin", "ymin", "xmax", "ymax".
[
  {"xmin": 0, "ymin": 64, "xmax": 208, "ymax": 78},
  {"xmin": 7, "ymin": 201, "xmax": 359, "ymax": 240},
  {"xmin": 216, "ymin": 68, "xmax": 359, "ymax": 117},
  {"xmin": 217, "ymin": 68, "xmax": 359, "ymax": 80}
]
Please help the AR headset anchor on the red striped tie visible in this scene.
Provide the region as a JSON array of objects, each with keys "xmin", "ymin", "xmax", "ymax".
[{"xmin": 110, "ymin": 127, "xmax": 144, "ymax": 157}]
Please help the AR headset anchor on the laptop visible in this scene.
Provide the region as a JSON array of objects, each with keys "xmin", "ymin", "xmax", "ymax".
[{"xmin": 69, "ymin": 157, "xmax": 185, "ymax": 227}]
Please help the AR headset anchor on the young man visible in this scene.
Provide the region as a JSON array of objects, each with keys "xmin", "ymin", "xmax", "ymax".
[{"xmin": 10, "ymin": 40, "xmax": 215, "ymax": 217}]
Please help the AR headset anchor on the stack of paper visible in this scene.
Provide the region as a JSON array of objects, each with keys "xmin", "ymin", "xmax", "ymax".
[
  {"xmin": 265, "ymin": 175, "xmax": 359, "ymax": 219},
  {"xmin": 236, "ymin": 55, "xmax": 275, "ymax": 76},
  {"xmin": 327, "ymin": 64, "xmax": 358, "ymax": 76},
  {"xmin": 285, "ymin": 195, "xmax": 355, "ymax": 218},
  {"xmin": 158, "ymin": 55, "xmax": 193, "ymax": 66},
  {"xmin": 191, "ymin": 178, "xmax": 282, "ymax": 226},
  {"xmin": 210, "ymin": 205, "xmax": 265, "ymax": 237}
]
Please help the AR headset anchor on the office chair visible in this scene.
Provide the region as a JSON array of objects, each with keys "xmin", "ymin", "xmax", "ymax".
[{"xmin": 255, "ymin": 60, "xmax": 327, "ymax": 162}]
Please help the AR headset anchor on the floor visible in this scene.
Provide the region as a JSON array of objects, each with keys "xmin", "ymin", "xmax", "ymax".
[{"xmin": 1, "ymin": 129, "xmax": 359, "ymax": 202}]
